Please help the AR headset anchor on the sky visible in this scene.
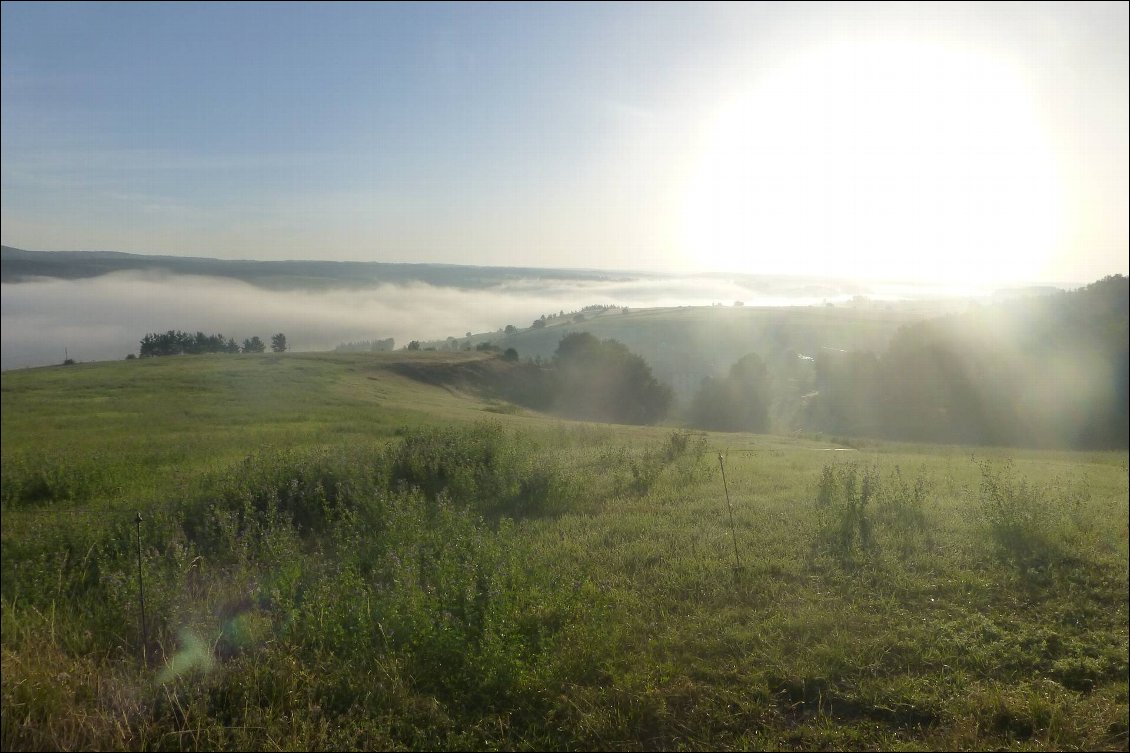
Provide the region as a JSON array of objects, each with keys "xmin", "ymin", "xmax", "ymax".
[{"xmin": 2, "ymin": 1, "xmax": 1127, "ymax": 285}]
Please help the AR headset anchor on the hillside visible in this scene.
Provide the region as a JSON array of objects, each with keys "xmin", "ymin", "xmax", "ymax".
[
  {"xmin": 802, "ymin": 275, "xmax": 1129, "ymax": 448},
  {"xmin": 0, "ymin": 245, "xmax": 632, "ymax": 291},
  {"xmin": 425, "ymin": 301, "xmax": 968, "ymax": 406},
  {"xmin": 2, "ymin": 351, "xmax": 1127, "ymax": 751},
  {"xmin": 1, "ymin": 245, "xmax": 980, "ymax": 376}
]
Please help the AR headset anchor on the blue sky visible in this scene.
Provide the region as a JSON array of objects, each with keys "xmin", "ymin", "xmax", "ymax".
[{"xmin": 2, "ymin": 2, "xmax": 1127, "ymax": 283}]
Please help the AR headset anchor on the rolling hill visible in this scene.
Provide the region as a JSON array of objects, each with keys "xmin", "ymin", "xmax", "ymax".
[{"xmin": 2, "ymin": 347, "xmax": 1126, "ymax": 751}]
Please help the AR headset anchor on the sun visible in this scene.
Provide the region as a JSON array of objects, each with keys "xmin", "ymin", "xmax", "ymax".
[{"xmin": 681, "ymin": 40, "xmax": 1063, "ymax": 284}]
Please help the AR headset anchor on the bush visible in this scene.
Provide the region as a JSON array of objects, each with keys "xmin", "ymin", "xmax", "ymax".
[
  {"xmin": 387, "ymin": 423, "xmax": 570, "ymax": 519},
  {"xmin": 0, "ymin": 452, "xmax": 114, "ymax": 510},
  {"xmin": 813, "ymin": 462, "xmax": 933, "ymax": 565},
  {"xmin": 977, "ymin": 460, "xmax": 1088, "ymax": 569},
  {"xmin": 875, "ymin": 465, "xmax": 929, "ymax": 534},
  {"xmin": 815, "ymin": 463, "xmax": 877, "ymax": 562}
]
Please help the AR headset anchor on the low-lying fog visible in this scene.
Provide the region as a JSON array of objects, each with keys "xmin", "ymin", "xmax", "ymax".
[{"xmin": 2, "ymin": 270, "xmax": 993, "ymax": 370}]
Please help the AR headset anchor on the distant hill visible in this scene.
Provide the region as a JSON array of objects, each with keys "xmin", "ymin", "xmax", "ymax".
[
  {"xmin": 420, "ymin": 277, "xmax": 1128, "ymax": 449},
  {"xmin": 420, "ymin": 301, "xmax": 972, "ymax": 431},
  {"xmin": 0, "ymin": 245, "xmax": 636, "ymax": 291}
]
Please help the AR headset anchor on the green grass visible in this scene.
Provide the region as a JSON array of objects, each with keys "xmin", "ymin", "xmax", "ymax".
[{"xmin": 2, "ymin": 352, "xmax": 1127, "ymax": 750}]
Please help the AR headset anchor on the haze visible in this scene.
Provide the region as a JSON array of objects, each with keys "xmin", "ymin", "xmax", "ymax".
[
  {"xmin": 2, "ymin": 3, "xmax": 1127, "ymax": 285},
  {"xmin": 2, "ymin": 268, "xmax": 970, "ymax": 370}
]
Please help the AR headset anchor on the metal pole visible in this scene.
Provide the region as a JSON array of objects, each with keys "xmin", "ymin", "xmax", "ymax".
[
  {"xmin": 718, "ymin": 454, "xmax": 741, "ymax": 571},
  {"xmin": 135, "ymin": 512, "xmax": 148, "ymax": 668}
]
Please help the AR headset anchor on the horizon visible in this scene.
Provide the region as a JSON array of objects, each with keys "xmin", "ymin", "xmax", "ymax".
[
  {"xmin": 2, "ymin": 3, "xmax": 1127, "ymax": 287},
  {"xmin": 1, "ymin": 244, "xmax": 1108, "ymax": 372},
  {"xmin": 0, "ymin": 243, "xmax": 1109, "ymax": 290}
]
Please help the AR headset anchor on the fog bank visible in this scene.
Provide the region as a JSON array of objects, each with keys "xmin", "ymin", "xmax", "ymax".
[{"xmin": 2, "ymin": 271, "xmax": 986, "ymax": 370}]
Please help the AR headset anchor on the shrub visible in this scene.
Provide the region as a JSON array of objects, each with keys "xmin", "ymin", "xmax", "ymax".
[
  {"xmin": 814, "ymin": 463, "xmax": 877, "ymax": 562},
  {"xmin": 875, "ymin": 465, "xmax": 929, "ymax": 533},
  {"xmin": 813, "ymin": 462, "xmax": 933, "ymax": 565},
  {"xmin": 387, "ymin": 423, "xmax": 570, "ymax": 519},
  {"xmin": 977, "ymin": 459, "xmax": 1088, "ymax": 569}
]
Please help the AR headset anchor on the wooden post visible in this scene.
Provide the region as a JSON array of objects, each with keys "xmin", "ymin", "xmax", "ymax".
[{"xmin": 718, "ymin": 454, "xmax": 741, "ymax": 572}]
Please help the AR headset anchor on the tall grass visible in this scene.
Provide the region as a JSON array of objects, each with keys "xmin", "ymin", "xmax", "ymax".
[
  {"xmin": 976, "ymin": 458, "xmax": 1093, "ymax": 570},
  {"xmin": 2, "ymin": 355, "xmax": 1127, "ymax": 751},
  {"xmin": 813, "ymin": 462, "xmax": 931, "ymax": 566}
]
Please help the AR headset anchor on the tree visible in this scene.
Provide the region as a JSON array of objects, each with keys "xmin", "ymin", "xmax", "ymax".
[
  {"xmin": 689, "ymin": 352, "xmax": 770, "ymax": 432},
  {"xmin": 503, "ymin": 347, "xmax": 519, "ymax": 362},
  {"xmin": 243, "ymin": 336, "xmax": 266, "ymax": 353},
  {"xmin": 552, "ymin": 332, "xmax": 672, "ymax": 425},
  {"xmin": 140, "ymin": 330, "xmax": 183, "ymax": 357},
  {"xmin": 271, "ymin": 333, "xmax": 287, "ymax": 353},
  {"xmin": 504, "ymin": 324, "xmax": 517, "ymax": 335},
  {"xmin": 407, "ymin": 340, "xmax": 421, "ymax": 351}
]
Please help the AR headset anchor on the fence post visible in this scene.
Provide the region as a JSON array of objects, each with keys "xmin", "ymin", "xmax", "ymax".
[
  {"xmin": 135, "ymin": 512, "xmax": 148, "ymax": 668},
  {"xmin": 718, "ymin": 454, "xmax": 741, "ymax": 573}
]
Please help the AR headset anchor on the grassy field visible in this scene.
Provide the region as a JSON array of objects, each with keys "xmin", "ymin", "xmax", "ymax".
[{"xmin": 2, "ymin": 351, "xmax": 1127, "ymax": 751}]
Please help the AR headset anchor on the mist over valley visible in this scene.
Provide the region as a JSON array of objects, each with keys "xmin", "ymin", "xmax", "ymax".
[
  {"xmin": 1, "ymin": 245, "xmax": 990, "ymax": 371},
  {"xmin": 3, "ymin": 246, "xmax": 1123, "ymax": 451}
]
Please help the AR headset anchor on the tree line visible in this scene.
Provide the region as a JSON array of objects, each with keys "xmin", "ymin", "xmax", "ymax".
[
  {"xmin": 802, "ymin": 275, "xmax": 1127, "ymax": 449},
  {"xmin": 138, "ymin": 330, "xmax": 287, "ymax": 357},
  {"xmin": 676, "ymin": 275, "xmax": 1128, "ymax": 450}
]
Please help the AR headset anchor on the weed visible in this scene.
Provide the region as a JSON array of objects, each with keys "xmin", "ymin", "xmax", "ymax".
[
  {"xmin": 814, "ymin": 463, "xmax": 878, "ymax": 563},
  {"xmin": 977, "ymin": 459, "xmax": 1088, "ymax": 569},
  {"xmin": 813, "ymin": 462, "xmax": 934, "ymax": 566}
]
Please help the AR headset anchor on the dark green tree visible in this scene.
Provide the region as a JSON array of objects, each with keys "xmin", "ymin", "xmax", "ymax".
[
  {"xmin": 553, "ymin": 332, "xmax": 672, "ymax": 425},
  {"xmin": 689, "ymin": 352, "xmax": 770, "ymax": 432},
  {"xmin": 271, "ymin": 333, "xmax": 287, "ymax": 353},
  {"xmin": 243, "ymin": 336, "xmax": 266, "ymax": 353}
]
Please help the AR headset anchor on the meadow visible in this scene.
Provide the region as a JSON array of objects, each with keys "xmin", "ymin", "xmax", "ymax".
[{"xmin": 2, "ymin": 351, "xmax": 1127, "ymax": 751}]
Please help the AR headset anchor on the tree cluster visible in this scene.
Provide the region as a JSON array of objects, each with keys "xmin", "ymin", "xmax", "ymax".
[
  {"xmin": 688, "ymin": 353, "xmax": 770, "ymax": 433},
  {"xmin": 804, "ymin": 275, "xmax": 1128, "ymax": 449},
  {"xmin": 551, "ymin": 332, "xmax": 672, "ymax": 425},
  {"xmin": 138, "ymin": 330, "xmax": 287, "ymax": 357},
  {"xmin": 463, "ymin": 332, "xmax": 672, "ymax": 425}
]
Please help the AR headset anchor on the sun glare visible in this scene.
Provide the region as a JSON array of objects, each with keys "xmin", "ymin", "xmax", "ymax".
[{"xmin": 682, "ymin": 41, "xmax": 1063, "ymax": 284}]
